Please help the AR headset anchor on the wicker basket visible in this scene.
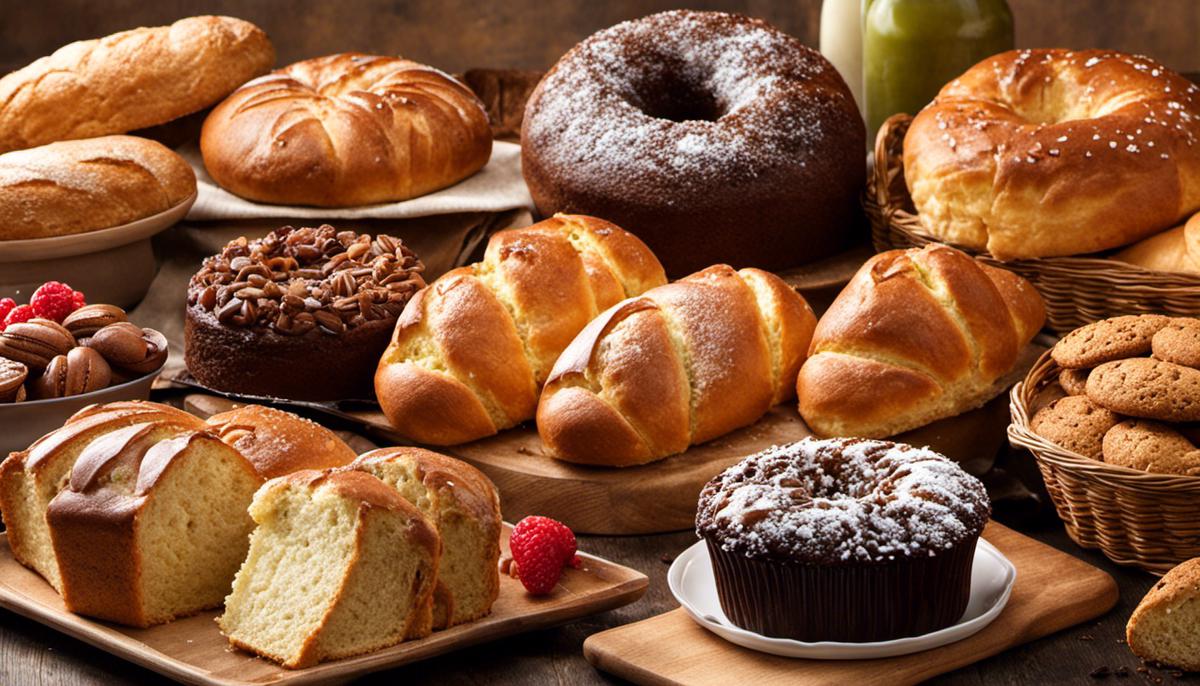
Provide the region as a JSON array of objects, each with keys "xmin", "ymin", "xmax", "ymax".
[
  {"xmin": 1009, "ymin": 350, "xmax": 1200, "ymax": 574},
  {"xmin": 867, "ymin": 113, "xmax": 1200, "ymax": 336}
]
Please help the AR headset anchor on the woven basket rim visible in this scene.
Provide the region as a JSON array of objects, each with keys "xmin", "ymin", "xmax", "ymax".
[
  {"xmin": 1009, "ymin": 348, "xmax": 1200, "ymax": 491},
  {"xmin": 871, "ymin": 114, "xmax": 1200, "ymax": 290}
]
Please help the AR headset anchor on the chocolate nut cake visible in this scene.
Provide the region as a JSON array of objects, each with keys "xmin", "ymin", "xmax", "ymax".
[
  {"xmin": 185, "ymin": 225, "xmax": 425, "ymax": 401},
  {"xmin": 696, "ymin": 437, "xmax": 990, "ymax": 642}
]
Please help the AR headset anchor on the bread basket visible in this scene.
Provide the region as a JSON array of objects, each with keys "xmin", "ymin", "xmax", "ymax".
[
  {"xmin": 1008, "ymin": 349, "xmax": 1200, "ymax": 574},
  {"xmin": 867, "ymin": 113, "xmax": 1200, "ymax": 336}
]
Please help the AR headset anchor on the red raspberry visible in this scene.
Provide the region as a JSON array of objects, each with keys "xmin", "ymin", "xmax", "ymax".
[
  {"xmin": 509, "ymin": 515, "xmax": 581, "ymax": 595},
  {"xmin": 3, "ymin": 304, "xmax": 36, "ymax": 328},
  {"xmin": 72, "ymin": 290, "xmax": 86, "ymax": 309},
  {"xmin": 0, "ymin": 298, "xmax": 15, "ymax": 325},
  {"xmin": 29, "ymin": 281, "xmax": 77, "ymax": 323}
]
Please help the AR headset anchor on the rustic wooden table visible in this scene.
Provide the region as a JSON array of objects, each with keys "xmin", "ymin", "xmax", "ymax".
[{"xmin": 0, "ymin": 494, "xmax": 1176, "ymax": 685}]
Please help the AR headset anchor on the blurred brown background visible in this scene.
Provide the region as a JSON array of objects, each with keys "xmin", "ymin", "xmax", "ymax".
[{"xmin": 3, "ymin": 0, "xmax": 1199, "ymax": 75}]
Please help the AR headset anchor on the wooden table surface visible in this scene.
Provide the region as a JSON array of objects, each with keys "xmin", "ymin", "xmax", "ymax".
[{"xmin": 0, "ymin": 483, "xmax": 1177, "ymax": 685}]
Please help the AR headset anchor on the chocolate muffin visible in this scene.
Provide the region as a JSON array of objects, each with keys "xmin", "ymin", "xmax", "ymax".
[
  {"xmin": 696, "ymin": 437, "xmax": 990, "ymax": 642},
  {"xmin": 185, "ymin": 225, "xmax": 424, "ymax": 401}
]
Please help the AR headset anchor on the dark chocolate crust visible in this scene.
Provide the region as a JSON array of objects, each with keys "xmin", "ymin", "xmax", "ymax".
[
  {"xmin": 521, "ymin": 10, "xmax": 866, "ymax": 277},
  {"xmin": 184, "ymin": 303, "xmax": 393, "ymax": 401}
]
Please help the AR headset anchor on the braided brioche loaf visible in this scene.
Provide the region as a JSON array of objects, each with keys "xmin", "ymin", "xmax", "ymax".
[
  {"xmin": 537, "ymin": 265, "xmax": 817, "ymax": 466},
  {"xmin": 797, "ymin": 245, "xmax": 1045, "ymax": 438},
  {"xmin": 375, "ymin": 215, "xmax": 666, "ymax": 445}
]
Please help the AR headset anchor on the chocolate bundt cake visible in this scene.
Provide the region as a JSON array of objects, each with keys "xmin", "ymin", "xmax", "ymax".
[
  {"xmin": 696, "ymin": 437, "xmax": 990, "ymax": 642},
  {"xmin": 521, "ymin": 10, "xmax": 866, "ymax": 276}
]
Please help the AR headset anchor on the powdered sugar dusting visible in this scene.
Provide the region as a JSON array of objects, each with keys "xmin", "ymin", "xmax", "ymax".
[
  {"xmin": 697, "ymin": 438, "xmax": 990, "ymax": 563},
  {"xmin": 523, "ymin": 10, "xmax": 855, "ymax": 197}
]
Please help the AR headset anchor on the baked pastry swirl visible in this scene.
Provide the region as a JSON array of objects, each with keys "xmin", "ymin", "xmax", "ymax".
[
  {"xmin": 201, "ymin": 53, "xmax": 492, "ymax": 207},
  {"xmin": 697, "ymin": 438, "xmax": 990, "ymax": 642},
  {"xmin": 186, "ymin": 225, "xmax": 425, "ymax": 400},
  {"xmin": 905, "ymin": 49, "xmax": 1200, "ymax": 260},
  {"xmin": 521, "ymin": 10, "xmax": 865, "ymax": 276}
]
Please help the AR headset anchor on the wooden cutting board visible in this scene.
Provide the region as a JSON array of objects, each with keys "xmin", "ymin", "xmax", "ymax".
[
  {"xmin": 0, "ymin": 526, "xmax": 647, "ymax": 686},
  {"xmin": 583, "ymin": 522, "xmax": 1118, "ymax": 686},
  {"xmin": 183, "ymin": 340, "xmax": 1040, "ymax": 536}
]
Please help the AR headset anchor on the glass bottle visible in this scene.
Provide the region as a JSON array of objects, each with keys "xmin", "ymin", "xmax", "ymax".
[
  {"xmin": 820, "ymin": 0, "xmax": 865, "ymax": 114},
  {"xmin": 863, "ymin": 0, "xmax": 1014, "ymax": 141}
]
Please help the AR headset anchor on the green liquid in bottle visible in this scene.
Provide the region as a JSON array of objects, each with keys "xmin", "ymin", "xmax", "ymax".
[{"xmin": 863, "ymin": 0, "xmax": 1013, "ymax": 141}]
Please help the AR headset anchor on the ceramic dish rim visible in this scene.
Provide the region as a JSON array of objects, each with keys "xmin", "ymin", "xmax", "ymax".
[{"xmin": 0, "ymin": 368, "xmax": 160, "ymax": 409}]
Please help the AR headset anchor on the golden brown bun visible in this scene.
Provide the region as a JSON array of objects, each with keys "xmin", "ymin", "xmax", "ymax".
[
  {"xmin": 1127, "ymin": 557, "xmax": 1200, "ymax": 671},
  {"xmin": 200, "ymin": 53, "xmax": 492, "ymax": 207},
  {"xmin": 798, "ymin": 245, "xmax": 1045, "ymax": 438},
  {"xmin": 0, "ymin": 16, "xmax": 274, "ymax": 153},
  {"xmin": 537, "ymin": 265, "xmax": 817, "ymax": 467},
  {"xmin": 1113, "ymin": 212, "xmax": 1200, "ymax": 274},
  {"xmin": 904, "ymin": 49, "xmax": 1200, "ymax": 260},
  {"xmin": 375, "ymin": 215, "xmax": 666, "ymax": 445},
  {"xmin": 0, "ymin": 136, "xmax": 196, "ymax": 240},
  {"xmin": 204, "ymin": 405, "xmax": 357, "ymax": 479}
]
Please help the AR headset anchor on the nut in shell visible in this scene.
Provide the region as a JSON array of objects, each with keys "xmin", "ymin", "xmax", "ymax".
[
  {"xmin": 62, "ymin": 304, "xmax": 128, "ymax": 338},
  {"xmin": 31, "ymin": 347, "xmax": 112, "ymax": 399},
  {"xmin": 0, "ymin": 319, "xmax": 75, "ymax": 371},
  {"xmin": 88, "ymin": 322, "xmax": 168, "ymax": 375}
]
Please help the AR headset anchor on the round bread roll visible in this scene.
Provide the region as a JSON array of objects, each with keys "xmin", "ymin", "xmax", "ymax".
[
  {"xmin": 0, "ymin": 136, "xmax": 196, "ymax": 240},
  {"xmin": 200, "ymin": 53, "xmax": 493, "ymax": 207},
  {"xmin": 904, "ymin": 49, "xmax": 1200, "ymax": 260},
  {"xmin": 0, "ymin": 16, "xmax": 274, "ymax": 153}
]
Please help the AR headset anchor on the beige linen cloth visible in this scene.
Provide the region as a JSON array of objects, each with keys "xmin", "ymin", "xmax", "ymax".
[{"xmin": 137, "ymin": 140, "xmax": 535, "ymax": 387}]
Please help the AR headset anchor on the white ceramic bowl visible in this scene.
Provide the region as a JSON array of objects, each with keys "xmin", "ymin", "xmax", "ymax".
[
  {"xmin": 669, "ymin": 537, "xmax": 1016, "ymax": 659},
  {"xmin": 0, "ymin": 370, "xmax": 161, "ymax": 455},
  {"xmin": 0, "ymin": 194, "xmax": 195, "ymax": 309}
]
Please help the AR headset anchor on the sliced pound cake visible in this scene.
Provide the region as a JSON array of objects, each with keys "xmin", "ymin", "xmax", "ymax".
[
  {"xmin": 351, "ymin": 447, "xmax": 501, "ymax": 628},
  {"xmin": 218, "ymin": 470, "xmax": 440, "ymax": 669},
  {"xmin": 46, "ymin": 423, "xmax": 262, "ymax": 627},
  {"xmin": 0, "ymin": 401, "xmax": 204, "ymax": 591},
  {"xmin": 1128, "ymin": 557, "xmax": 1200, "ymax": 670}
]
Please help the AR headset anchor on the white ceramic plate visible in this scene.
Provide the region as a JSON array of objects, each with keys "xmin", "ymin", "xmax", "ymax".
[{"xmin": 669, "ymin": 538, "xmax": 1016, "ymax": 659}]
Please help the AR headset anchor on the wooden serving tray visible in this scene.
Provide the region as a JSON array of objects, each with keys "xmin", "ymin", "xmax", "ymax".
[
  {"xmin": 183, "ymin": 340, "xmax": 1042, "ymax": 536},
  {"xmin": 0, "ymin": 527, "xmax": 647, "ymax": 686},
  {"xmin": 583, "ymin": 523, "xmax": 1117, "ymax": 686}
]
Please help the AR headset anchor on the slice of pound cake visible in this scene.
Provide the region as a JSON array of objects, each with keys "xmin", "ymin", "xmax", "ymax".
[
  {"xmin": 218, "ymin": 470, "xmax": 440, "ymax": 669},
  {"xmin": 1128, "ymin": 557, "xmax": 1200, "ymax": 670},
  {"xmin": 45, "ymin": 423, "xmax": 262, "ymax": 627},
  {"xmin": 350, "ymin": 447, "xmax": 502, "ymax": 628},
  {"xmin": 0, "ymin": 401, "xmax": 204, "ymax": 591}
]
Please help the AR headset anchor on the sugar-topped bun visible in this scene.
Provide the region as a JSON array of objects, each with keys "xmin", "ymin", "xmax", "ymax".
[{"xmin": 696, "ymin": 437, "xmax": 990, "ymax": 641}]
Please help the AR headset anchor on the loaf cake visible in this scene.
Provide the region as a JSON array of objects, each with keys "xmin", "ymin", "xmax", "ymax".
[
  {"xmin": 205, "ymin": 404, "xmax": 357, "ymax": 478},
  {"xmin": 46, "ymin": 424, "xmax": 262, "ymax": 626},
  {"xmin": 0, "ymin": 401, "xmax": 204, "ymax": 591},
  {"xmin": 1127, "ymin": 557, "xmax": 1200, "ymax": 671},
  {"xmin": 218, "ymin": 470, "xmax": 440, "ymax": 668},
  {"xmin": 696, "ymin": 437, "xmax": 990, "ymax": 642},
  {"xmin": 351, "ymin": 447, "xmax": 501, "ymax": 628}
]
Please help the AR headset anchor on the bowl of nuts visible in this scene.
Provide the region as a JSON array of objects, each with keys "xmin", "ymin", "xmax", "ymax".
[{"xmin": 0, "ymin": 283, "xmax": 169, "ymax": 454}]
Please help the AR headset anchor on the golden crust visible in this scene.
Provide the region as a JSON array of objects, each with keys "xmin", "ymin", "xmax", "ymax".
[
  {"xmin": 205, "ymin": 404, "xmax": 357, "ymax": 479},
  {"xmin": 904, "ymin": 49, "xmax": 1200, "ymax": 260}
]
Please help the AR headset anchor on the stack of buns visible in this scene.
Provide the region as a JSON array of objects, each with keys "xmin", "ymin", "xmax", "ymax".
[
  {"xmin": 1031, "ymin": 315, "xmax": 1200, "ymax": 475},
  {"xmin": 0, "ymin": 16, "xmax": 275, "ymax": 240}
]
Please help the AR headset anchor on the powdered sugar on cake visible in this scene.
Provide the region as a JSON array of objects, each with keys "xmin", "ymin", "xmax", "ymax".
[
  {"xmin": 522, "ymin": 10, "xmax": 853, "ymax": 195},
  {"xmin": 696, "ymin": 438, "xmax": 991, "ymax": 564}
]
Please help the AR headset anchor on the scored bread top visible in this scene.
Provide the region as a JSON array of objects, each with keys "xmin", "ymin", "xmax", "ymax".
[{"xmin": 205, "ymin": 405, "xmax": 357, "ymax": 479}]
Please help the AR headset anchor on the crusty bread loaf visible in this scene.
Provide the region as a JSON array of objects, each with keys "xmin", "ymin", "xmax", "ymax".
[
  {"xmin": 351, "ymin": 447, "xmax": 501, "ymax": 628},
  {"xmin": 0, "ymin": 135, "xmax": 196, "ymax": 240},
  {"xmin": 0, "ymin": 16, "xmax": 274, "ymax": 153},
  {"xmin": 205, "ymin": 405, "xmax": 357, "ymax": 479},
  {"xmin": 375, "ymin": 214, "xmax": 666, "ymax": 445},
  {"xmin": 1127, "ymin": 557, "xmax": 1200, "ymax": 670},
  {"xmin": 1113, "ymin": 212, "xmax": 1200, "ymax": 275},
  {"xmin": 0, "ymin": 401, "xmax": 204, "ymax": 591},
  {"xmin": 201, "ymin": 53, "xmax": 491, "ymax": 207},
  {"xmin": 218, "ymin": 469, "xmax": 440, "ymax": 669},
  {"xmin": 537, "ymin": 265, "xmax": 817, "ymax": 466},
  {"xmin": 46, "ymin": 424, "xmax": 262, "ymax": 627},
  {"xmin": 797, "ymin": 245, "xmax": 1045, "ymax": 438},
  {"xmin": 905, "ymin": 49, "xmax": 1200, "ymax": 260}
]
